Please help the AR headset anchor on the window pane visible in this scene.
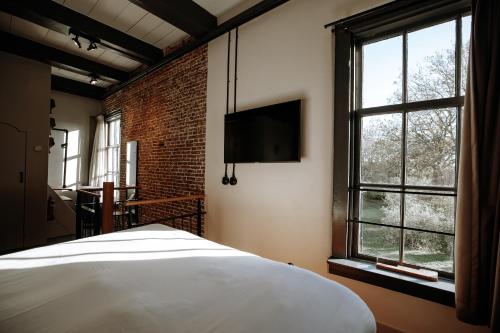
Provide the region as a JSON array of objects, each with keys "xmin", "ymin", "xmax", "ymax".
[
  {"xmin": 67, "ymin": 130, "xmax": 80, "ymax": 158},
  {"xmin": 112, "ymin": 148, "xmax": 117, "ymax": 174},
  {"xmin": 360, "ymin": 191, "xmax": 400, "ymax": 226},
  {"xmin": 408, "ymin": 20, "xmax": 456, "ymax": 101},
  {"xmin": 107, "ymin": 149, "xmax": 113, "ymax": 174},
  {"xmin": 362, "ymin": 36, "xmax": 403, "ymax": 108},
  {"xmin": 108, "ymin": 123, "xmax": 114, "ymax": 146},
  {"xmin": 109, "ymin": 124, "xmax": 113, "ymax": 146},
  {"xmin": 359, "ymin": 224, "xmax": 400, "ymax": 261},
  {"xmin": 360, "ymin": 114, "xmax": 402, "ymax": 184},
  {"xmin": 404, "ymin": 230, "xmax": 453, "ymax": 273},
  {"xmin": 66, "ymin": 158, "xmax": 79, "ymax": 188},
  {"xmin": 405, "ymin": 194, "xmax": 455, "ymax": 233},
  {"xmin": 406, "ymin": 108, "xmax": 457, "ymax": 186},
  {"xmin": 115, "ymin": 120, "xmax": 121, "ymax": 145},
  {"xmin": 114, "ymin": 147, "xmax": 119, "ymax": 174},
  {"xmin": 112, "ymin": 123, "xmax": 117, "ymax": 145},
  {"xmin": 111, "ymin": 121, "xmax": 117, "ymax": 146},
  {"xmin": 461, "ymin": 15, "xmax": 471, "ymax": 96}
]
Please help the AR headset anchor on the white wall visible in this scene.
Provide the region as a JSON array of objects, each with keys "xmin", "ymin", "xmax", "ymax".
[
  {"xmin": 0, "ymin": 51, "xmax": 51, "ymax": 248},
  {"xmin": 205, "ymin": 0, "xmax": 489, "ymax": 332},
  {"xmin": 48, "ymin": 91, "xmax": 102, "ymax": 189}
]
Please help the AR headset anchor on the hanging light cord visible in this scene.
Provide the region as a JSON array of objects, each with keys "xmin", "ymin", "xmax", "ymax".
[
  {"xmin": 226, "ymin": 31, "xmax": 231, "ymax": 116},
  {"xmin": 233, "ymin": 27, "xmax": 238, "ymax": 115},
  {"xmin": 222, "ymin": 31, "xmax": 231, "ymax": 185},
  {"xmin": 229, "ymin": 27, "xmax": 239, "ymax": 185}
]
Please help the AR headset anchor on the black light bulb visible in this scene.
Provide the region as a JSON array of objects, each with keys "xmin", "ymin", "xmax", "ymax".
[
  {"xmin": 222, "ymin": 164, "xmax": 229, "ymax": 185},
  {"xmin": 71, "ymin": 35, "xmax": 81, "ymax": 48},
  {"xmin": 89, "ymin": 75, "xmax": 98, "ymax": 85},
  {"xmin": 229, "ymin": 164, "xmax": 237, "ymax": 185},
  {"xmin": 87, "ymin": 42, "xmax": 97, "ymax": 51}
]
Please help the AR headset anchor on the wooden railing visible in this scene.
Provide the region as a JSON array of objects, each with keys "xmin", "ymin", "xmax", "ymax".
[
  {"xmin": 82, "ymin": 185, "xmax": 140, "ymax": 192},
  {"xmin": 76, "ymin": 189, "xmax": 101, "ymax": 197},
  {"xmin": 124, "ymin": 194, "xmax": 205, "ymax": 207},
  {"xmin": 75, "ymin": 182, "xmax": 205, "ymax": 238}
]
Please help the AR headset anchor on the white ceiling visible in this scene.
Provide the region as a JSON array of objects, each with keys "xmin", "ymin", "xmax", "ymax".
[
  {"xmin": 0, "ymin": 0, "xmax": 248, "ymax": 86},
  {"xmin": 194, "ymin": 0, "xmax": 250, "ymax": 19}
]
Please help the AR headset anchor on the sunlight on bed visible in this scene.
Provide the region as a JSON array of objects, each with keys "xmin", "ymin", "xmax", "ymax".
[{"xmin": 0, "ymin": 226, "xmax": 254, "ymax": 270}]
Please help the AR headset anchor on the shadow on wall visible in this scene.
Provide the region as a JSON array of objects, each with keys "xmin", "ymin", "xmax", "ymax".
[
  {"xmin": 48, "ymin": 129, "xmax": 82, "ymax": 189},
  {"xmin": 66, "ymin": 130, "xmax": 81, "ymax": 189}
]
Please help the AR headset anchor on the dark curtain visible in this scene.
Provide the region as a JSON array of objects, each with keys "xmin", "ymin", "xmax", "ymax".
[{"xmin": 455, "ymin": 0, "xmax": 500, "ymax": 328}]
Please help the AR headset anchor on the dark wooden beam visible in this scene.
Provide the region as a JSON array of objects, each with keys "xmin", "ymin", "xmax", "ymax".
[
  {"xmin": 105, "ymin": 0, "xmax": 289, "ymax": 97},
  {"xmin": 51, "ymin": 63, "xmax": 118, "ymax": 85},
  {"xmin": 129, "ymin": 0, "xmax": 217, "ymax": 38},
  {"xmin": 51, "ymin": 75, "xmax": 106, "ymax": 100},
  {"xmin": 0, "ymin": 0, "xmax": 163, "ymax": 64},
  {"xmin": 0, "ymin": 32, "xmax": 129, "ymax": 82}
]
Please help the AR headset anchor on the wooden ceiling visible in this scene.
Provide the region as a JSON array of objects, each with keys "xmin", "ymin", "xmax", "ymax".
[{"xmin": 0, "ymin": 0, "xmax": 288, "ymax": 99}]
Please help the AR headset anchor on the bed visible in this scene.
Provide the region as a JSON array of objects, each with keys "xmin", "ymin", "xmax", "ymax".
[{"xmin": 0, "ymin": 224, "xmax": 375, "ymax": 332}]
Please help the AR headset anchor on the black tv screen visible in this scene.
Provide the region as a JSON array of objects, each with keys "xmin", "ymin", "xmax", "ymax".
[{"xmin": 224, "ymin": 100, "xmax": 301, "ymax": 163}]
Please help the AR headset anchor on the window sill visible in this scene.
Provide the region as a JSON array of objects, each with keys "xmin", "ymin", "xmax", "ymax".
[{"xmin": 328, "ymin": 257, "xmax": 455, "ymax": 307}]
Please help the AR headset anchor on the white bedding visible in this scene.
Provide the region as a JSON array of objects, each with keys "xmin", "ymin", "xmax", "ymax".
[{"xmin": 0, "ymin": 224, "xmax": 375, "ymax": 333}]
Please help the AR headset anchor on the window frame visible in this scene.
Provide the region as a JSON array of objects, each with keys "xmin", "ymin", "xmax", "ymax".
[
  {"xmin": 350, "ymin": 13, "xmax": 470, "ymax": 280},
  {"xmin": 330, "ymin": 0, "xmax": 472, "ymax": 285},
  {"xmin": 104, "ymin": 115, "xmax": 121, "ymax": 187}
]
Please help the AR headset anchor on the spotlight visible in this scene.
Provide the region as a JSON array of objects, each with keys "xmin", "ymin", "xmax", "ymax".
[
  {"xmin": 89, "ymin": 74, "xmax": 98, "ymax": 85},
  {"xmin": 87, "ymin": 41, "xmax": 97, "ymax": 51},
  {"xmin": 71, "ymin": 34, "xmax": 81, "ymax": 48}
]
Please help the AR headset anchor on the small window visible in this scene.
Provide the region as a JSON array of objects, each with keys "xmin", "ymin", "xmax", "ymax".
[{"xmin": 349, "ymin": 14, "xmax": 471, "ymax": 278}]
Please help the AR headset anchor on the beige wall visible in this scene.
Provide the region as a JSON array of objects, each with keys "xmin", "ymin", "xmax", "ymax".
[
  {"xmin": 0, "ymin": 51, "xmax": 51, "ymax": 247},
  {"xmin": 205, "ymin": 0, "xmax": 489, "ymax": 332},
  {"xmin": 48, "ymin": 91, "xmax": 102, "ymax": 189}
]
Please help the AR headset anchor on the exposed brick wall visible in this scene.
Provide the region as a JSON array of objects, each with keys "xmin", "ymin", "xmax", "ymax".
[{"xmin": 103, "ymin": 45, "xmax": 207, "ymax": 234}]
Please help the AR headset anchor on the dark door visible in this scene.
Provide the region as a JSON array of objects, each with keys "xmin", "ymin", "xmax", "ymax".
[{"xmin": 0, "ymin": 123, "xmax": 26, "ymax": 252}]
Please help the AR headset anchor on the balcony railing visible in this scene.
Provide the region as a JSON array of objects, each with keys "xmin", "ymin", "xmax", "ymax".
[{"xmin": 76, "ymin": 183, "xmax": 205, "ymax": 238}]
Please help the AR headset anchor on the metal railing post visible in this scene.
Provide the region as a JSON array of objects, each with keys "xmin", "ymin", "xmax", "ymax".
[
  {"xmin": 93, "ymin": 195, "xmax": 101, "ymax": 236},
  {"xmin": 75, "ymin": 191, "xmax": 82, "ymax": 239},
  {"xmin": 197, "ymin": 198, "xmax": 202, "ymax": 237},
  {"xmin": 102, "ymin": 182, "xmax": 114, "ymax": 234}
]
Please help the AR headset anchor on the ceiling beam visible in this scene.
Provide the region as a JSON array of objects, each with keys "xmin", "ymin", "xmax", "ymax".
[
  {"xmin": 129, "ymin": 0, "xmax": 217, "ymax": 38},
  {"xmin": 52, "ymin": 63, "xmax": 118, "ymax": 85},
  {"xmin": 105, "ymin": 0, "xmax": 289, "ymax": 97},
  {"xmin": 51, "ymin": 75, "xmax": 106, "ymax": 100},
  {"xmin": 0, "ymin": 32, "xmax": 129, "ymax": 82},
  {"xmin": 0, "ymin": 0, "xmax": 163, "ymax": 64}
]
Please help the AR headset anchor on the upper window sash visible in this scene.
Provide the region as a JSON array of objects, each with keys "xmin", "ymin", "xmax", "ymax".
[{"xmin": 354, "ymin": 14, "xmax": 469, "ymax": 112}]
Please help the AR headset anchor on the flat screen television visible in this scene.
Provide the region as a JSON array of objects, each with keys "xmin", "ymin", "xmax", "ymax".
[{"xmin": 224, "ymin": 100, "xmax": 301, "ymax": 163}]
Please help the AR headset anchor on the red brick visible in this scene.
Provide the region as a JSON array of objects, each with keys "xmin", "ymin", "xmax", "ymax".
[{"xmin": 103, "ymin": 46, "xmax": 207, "ymax": 235}]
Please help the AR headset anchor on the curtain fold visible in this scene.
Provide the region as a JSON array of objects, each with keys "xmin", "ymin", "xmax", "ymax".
[
  {"xmin": 89, "ymin": 115, "xmax": 107, "ymax": 187},
  {"xmin": 455, "ymin": 0, "xmax": 500, "ymax": 328}
]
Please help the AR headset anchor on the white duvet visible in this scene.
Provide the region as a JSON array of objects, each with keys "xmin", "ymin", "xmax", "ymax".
[{"xmin": 0, "ymin": 224, "xmax": 375, "ymax": 333}]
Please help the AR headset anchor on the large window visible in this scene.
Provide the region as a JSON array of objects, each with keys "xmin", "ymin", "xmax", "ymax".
[
  {"xmin": 349, "ymin": 14, "xmax": 471, "ymax": 278},
  {"xmin": 105, "ymin": 117, "xmax": 121, "ymax": 187}
]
